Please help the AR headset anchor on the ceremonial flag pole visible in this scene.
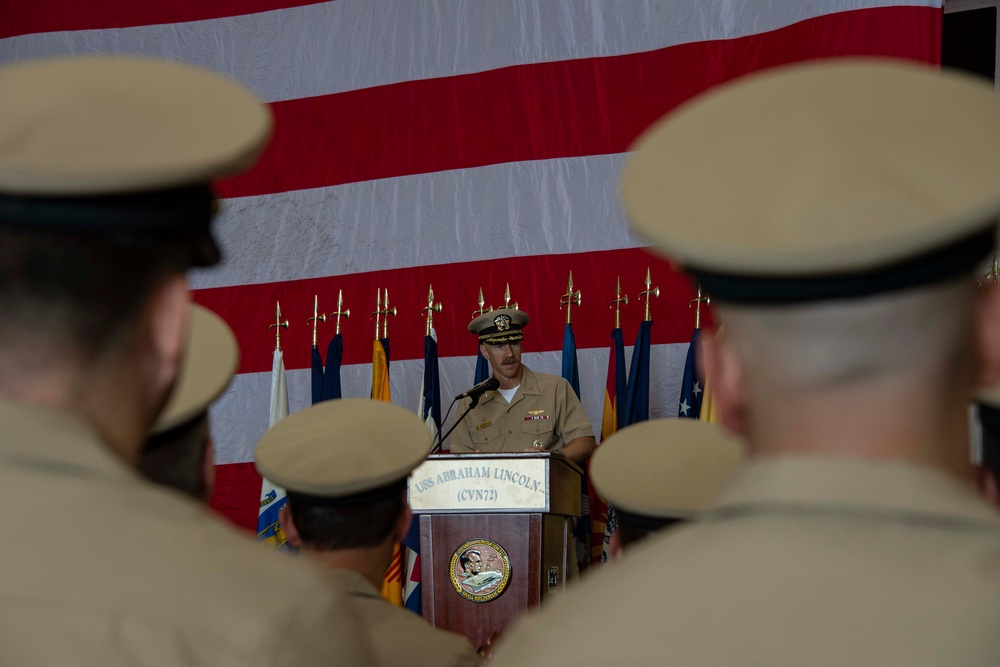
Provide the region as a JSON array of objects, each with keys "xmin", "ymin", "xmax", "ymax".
[
  {"xmin": 321, "ymin": 290, "xmax": 349, "ymax": 401},
  {"xmin": 370, "ymin": 288, "xmax": 402, "ymax": 604},
  {"xmin": 257, "ymin": 302, "xmax": 291, "ymax": 549},
  {"xmin": 308, "ymin": 295, "xmax": 327, "ymax": 405},
  {"xmin": 472, "ymin": 287, "xmax": 493, "ymax": 385},
  {"xmin": 596, "ymin": 278, "xmax": 628, "ymax": 564},
  {"xmin": 623, "ymin": 268, "xmax": 658, "ymax": 427},
  {"xmin": 678, "ymin": 286, "xmax": 710, "ymax": 419},
  {"xmin": 405, "ymin": 285, "xmax": 444, "ymax": 615},
  {"xmin": 559, "ymin": 272, "xmax": 591, "ymax": 570}
]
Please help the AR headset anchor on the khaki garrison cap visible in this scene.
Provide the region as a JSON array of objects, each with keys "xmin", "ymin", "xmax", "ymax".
[
  {"xmin": 620, "ymin": 59, "xmax": 1000, "ymax": 303},
  {"xmin": 151, "ymin": 305, "xmax": 239, "ymax": 435},
  {"xmin": 590, "ymin": 418, "xmax": 745, "ymax": 520},
  {"xmin": 470, "ymin": 308, "xmax": 529, "ymax": 343},
  {"xmin": 0, "ymin": 56, "xmax": 272, "ymax": 265},
  {"xmin": 255, "ymin": 399, "xmax": 432, "ymax": 499}
]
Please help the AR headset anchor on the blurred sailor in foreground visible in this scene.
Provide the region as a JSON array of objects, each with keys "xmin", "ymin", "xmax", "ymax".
[
  {"xmin": 0, "ymin": 56, "xmax": 369, "ymax": 664},
  {"xmin": 493, "ymin": 59, "xmax": 1000, "ymax": 665},
  {"xmin": 141, "ymin": 305, "xmax": 237, "ymax": 500},
  {"xmin": 256, "ymin": 399, "xmax": 481, "ymax": 667},
  {"xmin": 591, "ymin": 418, "xmax": 744, "ymax": 560}
]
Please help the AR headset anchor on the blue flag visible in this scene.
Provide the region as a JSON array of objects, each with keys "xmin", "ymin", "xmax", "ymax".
[
  {"xmin": 611, "ymin": 328, "xmax": 627, "ymax": 431},
  {"xmin": 561, "ymin": 322, "xmax": 592, "ymax": 569},
  {"xmin": 321, "ymin": 333, "xmax": 343, "ymax": 401},
  {"xmin": 561, "ymin": 323, "xmax": 581, "ymax": 398},
  {"xmin": 402, "ymin": 517, "xmax": 423, "ymax": 614},
  {"xmin": 678, "ymin": 328, "xmax": 703, "ymax": 419},
  {"xmin": 407, "ymin": 331, "xmax": 442, "ymax": 613},
  {"xmin": 311, "ymin": 333, "xmax": 344, "ymax": 404},
  {"xmin": 421, "ymin": 334, "xmax": 442, "ymax": 434},
  {"xmin": 624, "ymin": 321, "xmax": 652, "ymax": 426},
  {"xmin": 311, "ymin": 347, "xmax": 324, "ymax": 405}
]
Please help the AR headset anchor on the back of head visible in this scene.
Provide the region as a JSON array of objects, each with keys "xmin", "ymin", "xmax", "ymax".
[
  {"xmin": 620, "ymin": 60, "xmax": 1000, "ymax": 464},
  {"xmin": 140, "ymin": 304, "xmax": 240, "ymax": 499},
  {"xmin": 0, "ymin": 55, "xmax": 270, "ymax": 383},
  {"xmin": 591, "ymin": 418, "xmax": 745, "ymax": 550},
  {"xmin": 255, "ymin": 398, "xmax": 433, "ymax": 552}
]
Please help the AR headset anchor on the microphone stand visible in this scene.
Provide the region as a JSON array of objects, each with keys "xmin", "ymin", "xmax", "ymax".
[{"xmin": 431, "ymin": 393, "xmax": 483, "ymax": 453}]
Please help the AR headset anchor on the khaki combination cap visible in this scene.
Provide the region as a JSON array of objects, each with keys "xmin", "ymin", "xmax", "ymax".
[
  {"xmin": 620, "ymin": 59, "xmax": 1000, "ymax": 303},
  {"xmin": 0, "ymin": 55, "xmax": 272, "ymax": 265},
  {"xmin": 591, "ymin": 418, "xmax": 745, "ymax": 519},
  {"xmin": 255, "ymin": 399, "xmax": 433, "ymax": 499},
  {"xmin": 470, "ymin": 308, "xmax": 529, "ymax": 343},
  {"xmin": 151, "ymin": 304, "xmax": 239, "ymax": 435}
]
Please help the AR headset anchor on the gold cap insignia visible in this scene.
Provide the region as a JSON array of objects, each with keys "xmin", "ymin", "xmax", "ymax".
[{"xmin": 494, "ymin": 314, "xmax": 511, "ymax": 331}]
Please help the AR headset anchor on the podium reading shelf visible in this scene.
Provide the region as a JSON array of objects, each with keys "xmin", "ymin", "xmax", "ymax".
[{"xmin": 408, "ymin": 452, "xmax": 582, "ymax": 648}]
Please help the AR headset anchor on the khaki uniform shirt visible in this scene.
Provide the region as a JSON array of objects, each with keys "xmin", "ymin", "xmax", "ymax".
[
  {"xmin": 493, "ymin": 456, "xmax": 1000, "ymax": 666},
  {"xmin": 0, "ymin": 401, "xmax": 370, "ymax": 666},
  {"xmin": 327, "ymin": 569, "xmax": 480, "ymax": 667},
  {"xmin": 450, "ymin": 366, "xmax": 594, "ymax": 453}
]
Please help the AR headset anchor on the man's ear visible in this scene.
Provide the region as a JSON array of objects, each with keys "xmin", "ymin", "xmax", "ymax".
[
  {"xmin": 976, "ymin": 285, "xmax": 1000, "ymax": 387},
  {"xmin": 144, "ymin": 274, "xmax": 191, "ymax": 400},
  {"xmin": 701, "ymin": 327, "xmax": 748, "ymax": 436},
  {"xmin": 279, "ymin": 504, "xmax": 302, "ymax": 549},
  {"xmin": 479, "ymin": 343, "xmax": 489, "ymax": 360}
]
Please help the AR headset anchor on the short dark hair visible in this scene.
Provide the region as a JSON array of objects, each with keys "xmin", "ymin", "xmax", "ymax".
[
  {"xmin": 140, "ymin": 413, "xmax": 211, "ymax": 499},
  {"xmin": 980, "ymin": 404, "xmax": 1000, "ymax": 487},
  {"xmin": 0, "ymin": 226, "xmax": 195, "ymax": 359},
  {"xmin": 287, "ymin": 483, "xmax": 406, "ymax": 551},
  {"xmin": 617, "ymin": 510, "xmax": 684, "ymax": 549}
]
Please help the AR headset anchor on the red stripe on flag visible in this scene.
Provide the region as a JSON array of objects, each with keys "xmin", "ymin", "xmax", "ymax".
[
  {"xmin": 209, "ymin": 462, "xmax": 262, "ymax": 532},
  {"xmin": 193, "ymin": 248, "xmax": 711, "ymax": 376},
  {"xmin": 0, "ymin": 0, "xmax": 332, "ymax": 39},
  {"xmin": 217, "ymin": 6, "xmax": 940, "ymax": 198},
  {"xmin": 385, "ymin": 550, "xmax": 404, "ymax": 582}
]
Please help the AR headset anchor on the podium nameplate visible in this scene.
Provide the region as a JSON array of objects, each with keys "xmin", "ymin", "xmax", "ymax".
[{"xmin": 409, "ymin": 456, "xmax": 548, "ymax": 512}]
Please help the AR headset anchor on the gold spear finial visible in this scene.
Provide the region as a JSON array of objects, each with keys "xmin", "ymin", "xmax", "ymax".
[
  {"xmin": 640, "ymin": 267, "xmax": 660, "ymax": 322},
  {"xmin": 422, "ymin": 284, "xmax": 443, "ymax": 336},
  {"xmin": 331, "ymin": 289, "xmax": 350, "ymax": 335},
  {"xmin": 689, "ymin": 285, "xmax": 711, "ymax": 330},
  {"xmin": 503, "ymin": 282, "xmax": 519, "ymax": 310},
  {"xmin": 269, "ymin": 301, "xmax": 289, "ymax": 351},
  {"xmin": 559, "ymin": 270, "xmax": 582, "ymax": 325},
  {"xmin": 980, "ymin": 254, "xmax": 1000, "ymax": 286},
  {"xmin": 371, "ymin": 289, "xmax": 382, "ymax": 341},
  {"xmin": 472, "ymin": 287, "xmax": 493, "ymax": 319},
  {"xmin": 381, "ymin": 288, "xmax": 397, "ymax": 339},
  {"xmin": 307, "ymin": 294, "xmax": 326, "ymax": 348},
  {"xmin": 610, "ymin": 276, "xmax": 628, "ymax": 329}
]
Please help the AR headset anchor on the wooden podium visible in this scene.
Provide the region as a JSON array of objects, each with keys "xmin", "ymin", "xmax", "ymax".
[{"xmin": 408, "ymin": 452, "xmax": 582, "ymax": 649}]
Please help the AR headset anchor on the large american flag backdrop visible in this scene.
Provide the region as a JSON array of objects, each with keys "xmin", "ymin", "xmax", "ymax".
[{"xmin": 1, "ymin": 1, "xmax": 942, "ymax": 531}]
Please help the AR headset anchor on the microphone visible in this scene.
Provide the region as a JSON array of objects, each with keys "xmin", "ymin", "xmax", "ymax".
[{"xmin": 455, "ymin": 377, "xmax": 500, "ymax": 401}]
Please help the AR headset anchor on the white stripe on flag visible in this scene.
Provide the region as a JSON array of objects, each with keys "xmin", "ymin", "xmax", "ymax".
[
  {"xmin": 0, "ymin": 1, "xmax": 932, "ymax": 103},
  {"xmin": 258, "ymin": 349, "xmax": 289, "ymax": 520},
  {"xmin": 192, "ymin": 155, "xmax": 639, "ymax": 290}
]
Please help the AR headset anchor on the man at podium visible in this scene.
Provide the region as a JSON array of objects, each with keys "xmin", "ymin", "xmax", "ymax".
[{"xmin": 449, "ymin": 308, "xmax": 596, "ymax": 464}]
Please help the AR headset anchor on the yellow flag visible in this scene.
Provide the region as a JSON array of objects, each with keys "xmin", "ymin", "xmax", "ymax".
[
  {"xmin": 380, "ymin": 543, "xmax": 405, "ymax": 606},
  {"xmin": 371, "ymin": 339, "xmax": 391, "ymax": 402},
  {"xmin": 698, "ymin": 326, "xmax": 722, "ymax": 423},
  {"xmin": 371, "ymin": 338, "xmax": 401, "ymax": 603}
]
